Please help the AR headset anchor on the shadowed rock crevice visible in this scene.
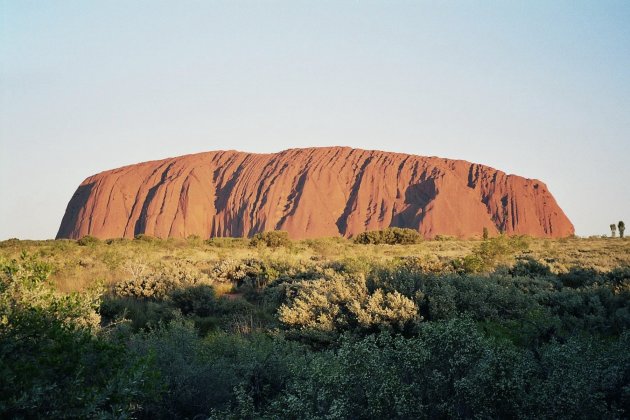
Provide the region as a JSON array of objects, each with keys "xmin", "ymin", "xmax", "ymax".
[
  {"xmin": 335, "ymin": 156, "xmax": 374, "ymax": 235},
  {"xmin": 134, "ymin": 162, "xmax": 175, "ymax": 236},
  {"xmin": 391, "ymin": 178, "xmax": 438, "ymax": 229},
  {"xmin": 275, "ymin": 169, "xmax": 309, "ymax": 230}
]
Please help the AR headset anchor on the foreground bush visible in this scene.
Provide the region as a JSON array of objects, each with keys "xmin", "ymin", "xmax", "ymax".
[
  {"xmin": 213, "ymin": 319, "xmax": 630, "ymax": 419},
  {"xmin": 278, "ymin": 272, "xmax": 418, "ymax": 344},
  {"xmin": 129, "ymin": 320, "xmax": 302, "ymax": 418},
  {"xmin": 354, "ymin": 227, "xmax": 422, "ymax": 245},
  {"xmin": 0, "ymin": 254, "xmax": 152, "ymax": 418},
  {"xmin": 170, "ymin": 285, "xmax": 217, "ymax": 316}
]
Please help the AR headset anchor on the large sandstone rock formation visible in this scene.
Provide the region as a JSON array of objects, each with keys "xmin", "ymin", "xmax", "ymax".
[{"xmin": 57, "ymin": 147, "xmax": 574, "ymax": 239}]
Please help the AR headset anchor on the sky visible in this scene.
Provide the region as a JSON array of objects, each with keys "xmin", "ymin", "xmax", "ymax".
[{"xmin": 1, "ymin": 1, "xmax": 629, "ymax": 239}]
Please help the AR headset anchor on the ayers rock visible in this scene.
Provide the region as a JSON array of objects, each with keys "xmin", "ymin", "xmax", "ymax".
[{"xmin": 57, "ymin": 147, "xmax": 574, "ymax": 240}]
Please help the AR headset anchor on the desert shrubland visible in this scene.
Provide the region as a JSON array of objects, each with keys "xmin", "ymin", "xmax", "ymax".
[{"xmin": 1, "ymin": 235, "xmax": 629, "ymax": 418}]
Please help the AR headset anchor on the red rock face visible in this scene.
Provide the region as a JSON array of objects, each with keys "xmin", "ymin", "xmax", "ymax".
[{"xmin": 56, "ymin": 147, "xmax": 574, "ymax": 240}]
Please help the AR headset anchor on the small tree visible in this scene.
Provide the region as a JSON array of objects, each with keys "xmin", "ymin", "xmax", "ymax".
[
  {"xmin": 482, "ymin": 227, "xmax": 489, "ymax": 240},
  {"xmin": 610, "ymin": 224, "xmax": 617, "ymax": 238},
  {"xmin": 619, "ymin": 221, "xmax": 625, "ymax": 238}
]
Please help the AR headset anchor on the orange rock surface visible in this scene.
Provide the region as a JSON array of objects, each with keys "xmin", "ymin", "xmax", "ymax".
[{"xmin": 57, "ymin": 147, "xmax": 574, "ymax": 239}]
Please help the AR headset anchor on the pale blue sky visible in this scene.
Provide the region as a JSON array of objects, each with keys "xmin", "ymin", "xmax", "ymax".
[{"xmin": 1, "ymin": 1, "xmax": 628, "ymax": 239}]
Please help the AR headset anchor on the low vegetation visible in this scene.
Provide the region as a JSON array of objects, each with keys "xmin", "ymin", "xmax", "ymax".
[
  {"xmin": 353, "ymin": 227, "xmax": 423, "ymax": 245},
  {"xmin": 249, "ymin": 230, "xmax": 291, "ymax": 248},
  {"xmin": 1, "ymin": 233, "xmax": 629, "ymax": 418}
]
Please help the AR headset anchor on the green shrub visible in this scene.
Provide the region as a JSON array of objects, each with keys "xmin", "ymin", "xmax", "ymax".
[
  {"xmin": 559, "ymin": 267, "xmax": 601, "ymax": 288},
  {"xmin": 454, "ymin": 235, "xmax": 530, "ymax": 273},
  {"xmin": 278, "ymin": 272, "xmax": 419, "ymax": 344},
  {"xmin": 324, "ymin": 256, "xmax": 374, "ymax": 276},
  {"xmin": 608, "ymin": 266, "xmax": 630, "ymax": 286},
  {"xmin": 114, "ymin": 274, "xmax": 179, "ymax": 300},
  {"xmin": 209, "ymin": 259, "xmax": 241, "ymax": 282},
  {"xmin": 254, "ymin": 319, "xmax": 519, "ymax": 419},
  {"xmin": 100, "ymin": 295, "xmax": 178, "ymax": 330},
  {"xmin": 170, "ymin": 285, "xmax": 217, "ymax": 317},
  {"xmin": 509, "ymin": 258, "xmax": 552, "ymax": 278},
  {"xmin": 77, "ymin": 235, "xmax": 100, "ymax": 246},
  {"xmin": 0, "ymin": 254, "xmax": 152, "ymax": 417},
  {"xmin": 250, "ymin": 231, "xmax": 291, "ymax": 248},
  {"xmin": 210, "ymin": 258, "xmax": 279, "ymax": 289},
  {"xmin": 454, "ymin": 253, "xmax": 486, "ymax": 273},
  {"xmin": 114, "ymin": 261, "xmax": 213, "ymax": 300},
  {"xmin": 127, "ymin": 320, "xmax": 301, "ymax": 417},
  {"xmin": 354, "ymin": 227, "xmax": 422, "ymax": 245}
]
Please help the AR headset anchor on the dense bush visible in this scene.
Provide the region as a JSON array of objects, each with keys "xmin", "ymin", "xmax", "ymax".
[
  {"xmin": 212, "ymin": 319, "xmax": 630, "ymax": 419},
  {"xmin": 250, "ymin": 231, "xmax": 291, "ymax": 248},
  {"xmin": 209, "ymin": 258, "xmax": 280, "ymax": 290},
  {"xmin": 170, "ymin": 285, "xmax": 217, "ymax": 316},
  {"xmin": 0, "ymin": 254, "xmax": 152, "ymax": 418},
  {"xmin": 127, "ymin": 319, "xmax": 303, "ymax": 418},
  {"xmin": 509, "ymin": 257, "xmax": 552, "ymax": 277},
  {"xmin": 354, "ymin": 227, "xmax": 422, "ymax": 245},
  {"xmin": 279, "ymin": 272, "xmax": 418, "ymax": 344},
  {"xmin": 114, "ymin": 261, "xmax": 212, "ymax": 299},
  {"xmin": 114, "ymin": 274, "xmax": 179, "ymax": 299}
]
